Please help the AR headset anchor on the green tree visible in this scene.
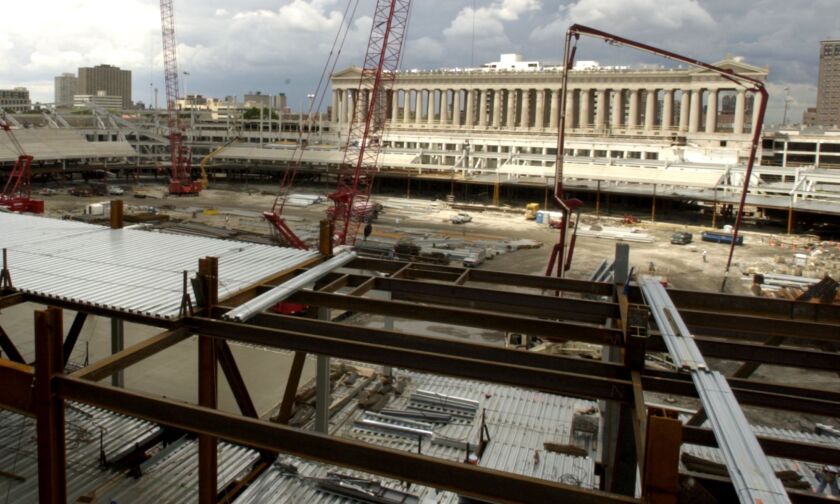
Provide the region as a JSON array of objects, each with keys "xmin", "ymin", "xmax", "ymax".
[{"xmin": 243, "ymin": 107, "xmax": 279, "ymax": 120}]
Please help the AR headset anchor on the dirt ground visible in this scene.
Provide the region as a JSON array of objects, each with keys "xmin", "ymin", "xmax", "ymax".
[{"xmin": 34, "ymin": 179, "xmax": 840, "ymax": 431}]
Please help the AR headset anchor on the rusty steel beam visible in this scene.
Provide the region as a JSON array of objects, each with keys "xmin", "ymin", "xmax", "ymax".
[
  {"xmin": 274, "ymin": 351, "xmax": 307, "ymax": 424},
  {"xmin": 62, "ymin": 312, "xmax": 88, "ymax": 366},
  {"xmin": 641, "ymin": 372, "xmax": 840, "ymax": 418},
  {"xmin": 646, "ymin": 334, "xmax": 840, "ymax": 372},
  {"xmin": 681, "ymin": 425, "xmax": 840, "ymax": 466},
  {"xmin": 188, "ymin": 317, "xmax": 632, "ymax": 403},
  {"xmin": 21, "ymin": 292, "xmax": 176, "ymax": 328},
  {"xmin": 0, "ymin": 292, "xmax": 24, "ymax": 309},
  {"xmin": 680, "ymin": 471, "xmax": 831, "ymax": 504},
  {"xmin": 659, "ymin": 288, "xmax": 840, "ymax": 323},
  {"xmin": 0, "ymin": 325, "xmax": 25, "ymax": 364},
  {"xmin": 34, "ymin": 307, "xmax": 66, "ymax": 504},
  {"xmin": 197, "ymin": 256, "xmax": 218, "ymax": 504},
  {"xmin": 215, "ymin": 340, "xmax": 258, "ymax": 418},
  {"xmin": 238, "ymin": 310, "xmax": 628, "ymax": 380},
  {"xmin": 375, "ymin": 277, "xmax": 618, "ymax": 322},
  {"xmin": 288, "ymin": 290, "xmax": 622, "ymax": 346},
  {"xmin": 71, "ymin": 328, "xmax": 189, "ymax": 382},
  {"xmin": 348, "ymin": 257, "xmax": 614, "ymax": 295},
  {"xmin": 682, "ymin": 310, "xmax": 840, "ymax": 344},
  {"xmin": 0, "ymin": 358, "xmax": 35, "ymax": 414},
  {"xmin": 55, "ymin": 376, "xmax": 636, "ymax": 504}
]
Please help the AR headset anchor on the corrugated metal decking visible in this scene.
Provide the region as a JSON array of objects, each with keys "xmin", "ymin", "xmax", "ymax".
[{"xmin": 0, "ymin": 213, "xmax": 320, "ymax": 319}]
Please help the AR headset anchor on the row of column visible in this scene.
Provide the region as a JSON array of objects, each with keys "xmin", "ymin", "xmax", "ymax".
[{"xmin": 331, "ymin": 87, "xmax": 761, "ymax": 135}]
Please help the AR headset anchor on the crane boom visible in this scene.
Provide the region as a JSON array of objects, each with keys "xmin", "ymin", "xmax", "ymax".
[
  {"xmin": 328, "ymin": 0, "xmax": 411, "ymax": 246},
  {"xmin": 160, "ymin": 0, "xmax": 201, "ymax": 195}
]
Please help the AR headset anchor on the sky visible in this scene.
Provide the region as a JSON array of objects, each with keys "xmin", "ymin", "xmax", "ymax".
[{"xmin": 2, "ymin": 0, "xmax": 839, "ymax": 124}]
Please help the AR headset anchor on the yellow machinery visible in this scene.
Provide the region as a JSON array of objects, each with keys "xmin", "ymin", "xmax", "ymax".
[
  {"xmin": 198, "ymin": 138, "xmax": 239, "ymax": 189},
  {"xmin": 524, "ymin": 202, "xmax": 540, "ymax": 220}
]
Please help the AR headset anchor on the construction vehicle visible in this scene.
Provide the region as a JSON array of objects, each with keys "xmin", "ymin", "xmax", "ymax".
[
  {"xmin": 159, "ymin": 0, "xmax": 202, "ymax": 196},
  {"xmin": 264, "ymin": 0, "xmax": 411, "ymax": 249},
  {"xmin": 197, "ymin": 138, "xmax": 239, "ymax": 190},
  {"xmin": 524, "ymin": 202, "xmax": 540, "ymax": 220},
  {"xmin": 1, "ymin": 120, "xmax": 44, "ymax": 213}
]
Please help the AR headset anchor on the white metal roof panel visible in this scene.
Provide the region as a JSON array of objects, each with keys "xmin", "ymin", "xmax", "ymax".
[
  {"xmin": 0, "ymin": 213, "xmax": 320, "ymax": 319},
  {"xmin": 0, "ymin": 128, "xmax": 135, "ymax": 162}
]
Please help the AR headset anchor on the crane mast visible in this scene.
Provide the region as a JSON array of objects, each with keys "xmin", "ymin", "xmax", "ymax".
[
  {"xmin": 160, "ymin": 0, "xmax": 201, "ymax": 195},
  {"xmin": 1, "ymin": 120, "xmax": 43, "ymax": 213},
  {"xmin": 329, "ymin": 0, "xmax": 411, "ymax": 246}
]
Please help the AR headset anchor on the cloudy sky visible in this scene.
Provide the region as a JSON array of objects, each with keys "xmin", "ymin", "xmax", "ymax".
[{"xmin": 2, "ymin": 0, "xmax": 838, "ymax": 123}]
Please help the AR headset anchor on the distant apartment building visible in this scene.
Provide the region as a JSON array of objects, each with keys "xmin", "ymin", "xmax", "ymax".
[
  {"xmin": 802, "ymin": 107, "xmax": 818, "ymax": 127},
  {"xmin": 816, "ymin": 40, "xmax": 840, "ymax": 127},
  {"xmin": 0, "ymin": 87, "xmax": 31, "ymax": 112},
  {"xmin": 244, "ymin": 91, "xmax": 271, "ymax": 108},
  {"xmin": 73, "ymin": 91, "xmax": 123, "ymax": 110},
  {"xmin": 78, "ymin": 64, "xmax": 132, "ymax": 108},
  {"xmin": 54, "ymin": 73, "xmax": 78, "ymax": 108}
]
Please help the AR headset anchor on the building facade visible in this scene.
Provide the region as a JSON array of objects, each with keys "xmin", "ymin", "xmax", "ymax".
[
  {"xmin": 78, "ymin": 64, "xmax": 132, "ymax": 109},
  {"xmin": 73, "ymin": 92, "xmax": 123, "ymax": 110},
  {"xmin": 330, "ymin": 56, "xmax": 768, "ymax": 166},
  {"xmin": 816, "ymin": 40, "xmax": 840, "ymax": 127},
  {"xmin": 0, "ymin": 87, "xmax": 31, "ymax": 112},
  {"xmin": 54, "ymin": 73, "xmax": 78, "ymax": 108}
]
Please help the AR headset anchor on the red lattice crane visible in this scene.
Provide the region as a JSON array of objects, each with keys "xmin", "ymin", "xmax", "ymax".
[
  {"xmin": 264, "ymin": 0, "xmax": 411, "ymax": 249},
  {"xmin": 160, "ymin": 0, "xmax": 201, "ymax": 196},
  {"xmin": 1, "ymin": 120, "xmax": 43, "ymax": 213}
]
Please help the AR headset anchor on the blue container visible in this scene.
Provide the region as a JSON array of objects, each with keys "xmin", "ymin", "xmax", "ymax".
[{"xmin": 535, "ymin": 211, "xmax": 544, "ymax": 224}]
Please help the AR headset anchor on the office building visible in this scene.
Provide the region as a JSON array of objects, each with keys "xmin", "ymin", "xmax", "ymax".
[
  {"xmin": 0, "ymin": 87, "xmax": 31, "ymax": 112},
  {"xmin": 54, "ymin": 73, "xmax": 78, "ymax": 108},
  {"xmin": 816, "ymin": 40, "xmax": 840, "ymax": 127},
  {"xmin": 78, "ymin": 64, "xmax": 132, "ymax": 109}
]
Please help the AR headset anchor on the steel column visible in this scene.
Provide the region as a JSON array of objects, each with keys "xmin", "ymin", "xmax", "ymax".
[{"xmin": 34, "ymin": 307, "xmax": 66, "ymax": 504}]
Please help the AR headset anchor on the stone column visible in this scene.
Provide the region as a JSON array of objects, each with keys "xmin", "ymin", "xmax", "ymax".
[
  {"xmin": 661, "ymin": 90, "xmax": 673, "ymax": 131},
  {"xmin": 506, "ymin": 90, "xmax": 516, "ymax": 129},
  {"xmin": 331, "ymin": 90, "xmax": 339, "ymax": 122},
  {"xmin": 415, "ymin": 90, "xmax": 424, "ymax": 125},
  {"xmin": 391, "ymin": 90, "xmax": 399, "ymax": 123},
  {"xmin": 427, "ymin": 89, "xmax": 435, "ymax": 124},
  {"xmin": 492, "ymin": 90, "xmax": 502, "ymax": 127},
  {"xmin": 535, "ymin": 89, "xmax": 545, "ymax": 129},
  {"xmin": 452, "ymin": 90, "xmax": 461, "ymax": 127},
  {"xmin": 565, "ymin": 90, "xmax": 575, "ymax": 130},
  {"xmin": 751, "ymin": 91, "xmax": 762, "ymax": 133},
  {"xmin": 611, "ymin": 89, "xmax": 623, "ymax": 128},
  {"xmin": 579, "ymin": 89, "xmax": 591, "ymax": 128},
  {"xmin": 403, "ymin": 89, "xmax": 412, "ymax": 123},
  {"xmin": 466, "ymin": 89, "xmax": 475, "ymax": 127},
  {"xmin": 628, "ymin": 89, "xmax": 639, "ymax": 128},
  {"xmin": 689, "ymin": 89, "xmax": 701, "ymax": 133},
  {"xmin": 595, "ymin": 89, "xmax": 607, "ymax": 129},
  {"xmin": 549, "ymin": 89, "xmax": 560, "ymax": 130},
  {"xmin": 679, "ymin": 89, "xmax": 690, "ymax": 132},
  {"xmin": 733, "ymin": 89, "xmax": 746, "ymax": 134},
  {"xmin": 478, "ymin": 90, "xmax": 488, "ymax": 127},
  {"xmin": 347, "ymin": 90, "xmax": 355, "ymax": 125},
  {"xmin": 520, "ymin": 89, "xmax": 531, "ymax": 128},
  {"xmin": 644, "ymin": 89, "xmax": 656, "ymax": 132},
  {"xmin": 705, "ymin": 88, "xmax": 717, "ymax": 133},
  {"xmin": 440, "ymin": 89, "xmax": 449, "ymax": 124}
]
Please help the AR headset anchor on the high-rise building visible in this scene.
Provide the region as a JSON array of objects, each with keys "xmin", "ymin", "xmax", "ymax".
[
  {"xmin": 816, "ymin": 40, "xmax": 840, "ymax": 127},
  {"xmin": 0, "ymin": 87, "xmax": 31, "ymax": 112},
  {"xmin": 78, "ymin": 64, "xmax": 132, "ymax": 108},
  {"xmin": 54, "ymin": 73, "xmax": 78, "ymax": 108}
]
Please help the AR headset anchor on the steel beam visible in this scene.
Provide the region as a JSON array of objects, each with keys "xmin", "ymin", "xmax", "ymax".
[
  {"xmin": 682, "ymin": 425, "xmax": 840, "ymax": 466},
  {"xmin": 215, "ymin": 340, "xmax": 258, "ymax": 418},
  {"xmin": 375, "ymin": 276, "xmax": 618, "ymax": 322},
  {"xmin": 288, "ymin": 290, "xmax": 622, "ymax": 346},
  {"xmin": 22, "ymin": 292, "xmax": 176, "ymax": 328},
  {"xmin": 0, "ymin": 292, "xmax": 24, "ymax": 309},
  {"xmin": 0, "ymin": 325, "xmax": 25, "ymax": 363},
  {"xmin": 238, "ymin": 310, "xmax": 628, "ymax": 380},
  {"xmin": 34, "ymin": 307, "xmax": 66, "ymax": 504},
  {"xmin": 661, "ymin": 288, "xmax": 840, "ymax": 323},
  {"xmin": 197, "ymin": 257, "xmax": 218, "ymax": 504},
  {"xmin": 0, "ymin": 358, "xmax": 34, "ymax": 414},
  {"xmin": 188, "ymin": 317, "xmax": 632, "ymax": 403},
  {"xmin": 71, "ymin": 328, "xmax": 189, "ymax": 382},
  {"xmin": 682, "ymin": 311, "xmax": 840, "ymax": 344},
  {"xmin": 56, "ymin": 376, "xmax": 637, "ymax": 504},
  {"xmin": 274, "ymin": 351, "xmax": 306, "ymax": 424}
]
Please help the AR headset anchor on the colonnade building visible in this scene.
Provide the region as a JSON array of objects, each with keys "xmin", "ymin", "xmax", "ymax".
[{"xmin": 330, "ymin": 56, "xmax": 768, "ymax": 166}]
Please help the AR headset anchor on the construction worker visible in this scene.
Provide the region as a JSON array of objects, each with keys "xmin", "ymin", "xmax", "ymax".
[
  {"xmin": 363, "ymin": 221, "xmax": 373, "ymax": 240},
  {"xmin": 816, "ymin": 465, "xmax": 839, "ymax": 496}
]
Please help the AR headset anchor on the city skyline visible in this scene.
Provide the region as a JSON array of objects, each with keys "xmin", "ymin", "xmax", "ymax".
[{"xmin": 2, "ymin": 0, "xmax": 839, "ymax": 123}]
